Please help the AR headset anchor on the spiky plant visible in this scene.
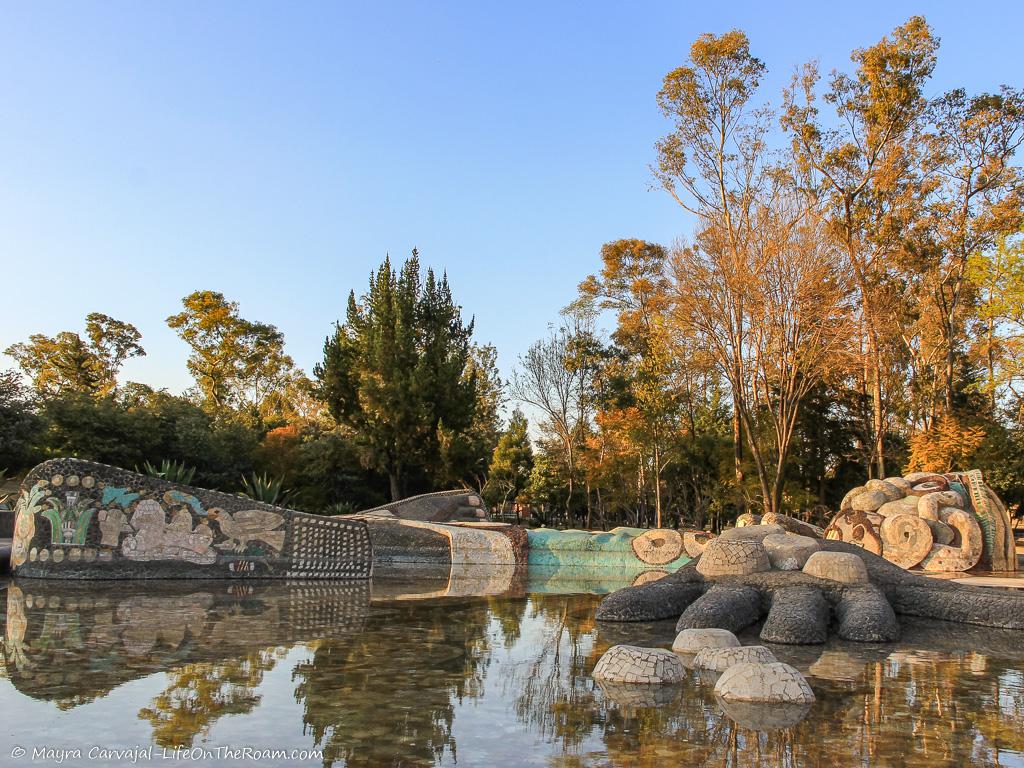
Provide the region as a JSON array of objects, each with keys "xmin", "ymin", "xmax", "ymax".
[
  {"xmin": 239, "ymin": 472, "xmax": 290, "ymax": 506},
  {"xmin": 141, "ymin": 460, "xmax": 197, "ymax": 485},
  {"xmin": 322, "ymin": 500, "xmax": 356, "ymax": 516}
]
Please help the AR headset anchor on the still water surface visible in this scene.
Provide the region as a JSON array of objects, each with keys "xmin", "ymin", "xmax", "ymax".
[{"xmin": 2, "ymin": 572, "xmax": 1024, "ymax": 768}]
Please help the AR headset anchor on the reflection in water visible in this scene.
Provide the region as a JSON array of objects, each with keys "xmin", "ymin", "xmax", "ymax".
[{"xmin": 2, "ymin": 576, "xmax": 1024, "ymax": 767}]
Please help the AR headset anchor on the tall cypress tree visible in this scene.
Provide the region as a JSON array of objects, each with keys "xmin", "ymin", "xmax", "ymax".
[{"xmin": 316, "ymin": 251, "xmax": 479, "ymax": 499}]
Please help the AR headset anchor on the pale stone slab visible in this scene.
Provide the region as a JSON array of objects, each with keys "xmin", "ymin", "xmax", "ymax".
[
  {"xmin": 592, "ymin": 644, "xmax": 686, "ymax": 684},
  {"xmin": 714, "ymin": 661, "xmax": 815, "ymax": 703},
  {"xmin": 696, "ymin": 538, "xmax": 771, "ymax": 577},
  {"xmin": 693, "ymin": 645, "xmax": 776, "ymax": 672},
  {"xmin": 762, "ymin": 533, "xmax": 820, "ymax": 571},
  {"xmin": 802, "ymin": 551, "xmax": 869, "ymax": 584},
  {"xmin": 672, "ymin": 628, "xmax": 740, "ymax": 654}
]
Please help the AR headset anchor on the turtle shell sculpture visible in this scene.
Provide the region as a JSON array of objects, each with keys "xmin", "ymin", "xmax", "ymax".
[
  {"xmin": 825, "ymin": 471, "xmax": 1016, "ymax": 573},
  {"xmin": 596, "ymin": 524, "xmax": 1024, "ymax": 644}
]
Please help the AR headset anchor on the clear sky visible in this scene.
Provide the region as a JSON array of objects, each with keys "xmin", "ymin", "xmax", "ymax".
[{"xmin": 2, "ymin": 1, "xmax": 1021, "ymax": 396}]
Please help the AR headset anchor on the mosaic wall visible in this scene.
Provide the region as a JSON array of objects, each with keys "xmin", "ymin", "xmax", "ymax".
[
  {"xmin": 10, "ymin": 459, "xmax": 372, "ymax": 579},
  {"xmin": 526, "ymin": 527, "xmax": 692, "ymax": 571},
  {"xmin": 354, "ymin": 489, "xmax": 491, "ymax": 523}
]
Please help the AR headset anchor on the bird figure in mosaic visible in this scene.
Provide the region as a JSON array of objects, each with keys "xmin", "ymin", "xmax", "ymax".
[{"xmin": 207, "ymin": 508, "xmax": 285, "ymax": 554}]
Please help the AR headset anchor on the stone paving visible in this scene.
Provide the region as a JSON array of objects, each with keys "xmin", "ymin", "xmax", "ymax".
[
  {"xmin": 696, "ymin": 538, "xmax": 771, "ymax": 577},
  {"xmin": 714, "ymin": 661, "xmax": 816, "ymax": 704},
  {"xmin": 693, "ymin": 644, "xmax": 776, "ymax": 672},
  {"xmin": 671, "ymin": 627, "xmax": 739, "ymax": 654},
  {"xmin": 591, "ymin": 644, "xmax": 685, "ymax": 683}
]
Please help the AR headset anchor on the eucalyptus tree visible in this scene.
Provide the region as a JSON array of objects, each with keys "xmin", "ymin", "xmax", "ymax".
[
  {"xmin": 782, "ymin": 16, "xmax": 939, "ymax": 477},
  {"xmin": 653, "ymin": 28, "xmax": 772, "ymax": 506},
  {"xmin": 6, "ymin": 312, "xmax": 145, "ymax": 398}
]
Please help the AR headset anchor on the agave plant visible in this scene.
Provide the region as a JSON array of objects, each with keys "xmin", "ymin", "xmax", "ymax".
[
  {"xmin": 0, "ymin": 468, "xmax": 10, "ymax": 510},
  {"xmin": 141, "ymin": 460, "xmax": 196, "ymax": 485},
  {"xmin": 322, "ymin": 500, "xmax": 356, "ymax": 516},
  {"xmin": 239, "ymin": 472, "xmax": 290, "ymax": 506}
]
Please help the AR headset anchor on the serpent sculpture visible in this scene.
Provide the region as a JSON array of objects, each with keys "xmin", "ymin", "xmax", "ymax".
[
  {"xmin": 596, "ymin": 524, "xmax": 1024, "ymax": 644},
  {"xmin": 822, "ymin": 471, "xmax": 1017, "ymax": 572}
]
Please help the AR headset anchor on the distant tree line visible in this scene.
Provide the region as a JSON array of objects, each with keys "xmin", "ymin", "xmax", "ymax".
[
  {"xmin": 4, "ymin": 16, "xmax": 1024, "ymax": 531},
  {"xmin": 509, "ymin": 17, "xmax": 1024, "ymax": 531},
  {"xmin": 1, "ymin": 252, "xmax": 502, "ymax": 513}
]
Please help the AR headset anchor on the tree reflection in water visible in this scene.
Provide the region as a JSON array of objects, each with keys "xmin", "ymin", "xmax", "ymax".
[
  {"xmin": 138, "ymin": 649, "xmax": 285, "ymax": 748},
  {"xmin": 4, "ymin": 582, "xmax": 1024, "ymax": 767},
  {"xmin": 290, "ymin": 597, "xmax": 516, "ymax": 768}
]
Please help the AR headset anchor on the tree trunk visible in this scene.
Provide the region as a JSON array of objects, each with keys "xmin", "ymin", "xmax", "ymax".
[
  {"xmin": 653, "ymin": 442, "xmax": 662, "ymax": 528},
  {"xmin": 945, "ymin": 314, "xmax": 956, "ymax": 414},
  {"xmin": 732, "ymin": 386, "xmax": 745, "ymax": 513},
  {"xmin": 869, "ymin": 335, "xmax": 885, "ymax": 479},
  {"xmin": 389, "ymin": 471, "xmax": 402, "ymax": 502},
  {"xmin": 988, "ymin": 316, "xmax": 997, "ymax": 413}
]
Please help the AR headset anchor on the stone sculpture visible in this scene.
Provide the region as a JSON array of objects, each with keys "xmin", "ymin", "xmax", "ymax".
[
  {"xmin": 592, "ymin": 644, "xmax": 686, "ymax": 683},
  {"xmin": 525, "ymin": 527, "xmax": 695, "ymax": 571},
  {"xmin": 596, "ymin": 532, "xmax": 1024, "ymax": 643},
  {"xmin": 10, "ymin": 458, "xmax": 372, "ymax": 579},
  {"xmin": 825, "ymin": 470, "xmax": 1016, "ymax": 573},
  {"xmin": 714, "ymin": 661, "xmax": 815, "ymax": 704}
]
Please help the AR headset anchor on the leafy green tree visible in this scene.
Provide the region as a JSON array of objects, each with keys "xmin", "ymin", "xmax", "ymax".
[
  {"xmin": 316, "ymin": 251, "xmax": 479, "ymax": 499},
  {"xmin": 577, "ymin": 239, "xmax": 678, "ymax": 527},
  {"xmin": 0, "ymin": 370, "xmax": 41, "ymax": 470},
  {"xmin": 484, "ymin": 409, "xmax": 534, "ymax": 516},
  {"xmin": 5, "ymin": 313, "xmax": 144, "ymax": 397},
  {"xmin": 967, "ymin": 233, "xmax": 1024, "ymax": 413},
  {"xmin": 167, "ymin": 291, "xmax": 295, "ymax": 417}
]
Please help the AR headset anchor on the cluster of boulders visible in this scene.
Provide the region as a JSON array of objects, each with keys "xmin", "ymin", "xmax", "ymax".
[
  {"xmin": 593, "ymin": 626, "xmax": 815, "ymax": 729},
  {"xmin": 825, "ymin": 470, "xmax": 1016, "ymax": 573}
]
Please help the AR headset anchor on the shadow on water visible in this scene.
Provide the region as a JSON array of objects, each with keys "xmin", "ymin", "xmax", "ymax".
[{"xmin": 2, "ymin": 571, "xmax": 1024, "ymax": 767}]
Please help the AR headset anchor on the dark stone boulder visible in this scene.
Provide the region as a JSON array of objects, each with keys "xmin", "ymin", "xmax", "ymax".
[
  {"xmin": 676, "ymin": 584, "xmax": 764, "ymax": 634},
  {"xmin": 835, "ymin": 585, "xmax": 899, "ymax": 642},
  {"xmin": 760, "ymin": 585, "xmax": 829, "ymax": 644}
]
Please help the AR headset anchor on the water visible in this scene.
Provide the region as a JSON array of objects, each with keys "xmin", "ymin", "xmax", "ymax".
[{"xmin": 2, "ymin": 574, "xmax": 1024, "ymax": 768}]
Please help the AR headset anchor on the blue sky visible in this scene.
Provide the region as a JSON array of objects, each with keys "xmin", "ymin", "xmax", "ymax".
[{"xmin": 2, "ymin": 1, "xmax": 1021, "ymax": 397}]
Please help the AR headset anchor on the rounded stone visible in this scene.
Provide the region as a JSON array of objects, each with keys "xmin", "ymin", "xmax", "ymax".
[
  {"xmin": 879, "ymin": 513, "xmax": 933, "ymax": 569},
  {"xmin": 762, "ymin": 533, "xmax": 820, "ymax": 571},
  {"xmin": 865, "ymin": 479, "xmax": 903, "ymax": 502},
  {"xmin": 682, "ymin": 530, "xmax": 715, "ymax": 558},
  {"xmin": 719, "ymin": 524, "xmax": 785, "ymax": 543},
  {"xmin": 851, "ymin": 490, "xmax": 888, "ymax": 513},
  {"xmin": 592, "ymin": 644, "xmax": 686, "ymax": 684},
  {"xmin": 693, "ymin": 645, "xmax": 776, "ymax": 673},
  {"xmin": 925, "ymin": 519, "xmax": 956, "ymax": 546},
  {"xmin": 883, "ymin": 476, "xmax": 912, "ymax": 493},
  {"xmin": 696, "ymin": 538, "xmax": 771, "ymax": 577},
  {"xmin": 802, "ymin": 551, "xmax": 869, "ymax": 584},
  {"xmin": 672, "ymin": 628, "xmax": 740, "ymax": 654},
  {"xmin": 631, "ymin": 528, "xmax": 684, "ymax": 565},
  {"xmin": 877, "ymin": 497, "xmax": 919, "ymax": 518},
  {"xmin": 714, "ymin": 661, "xmax": 815, "ymax": 704},
  {"xmin": 840, "ymin": 486, "xmax": 866, "ymax": 511}
]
